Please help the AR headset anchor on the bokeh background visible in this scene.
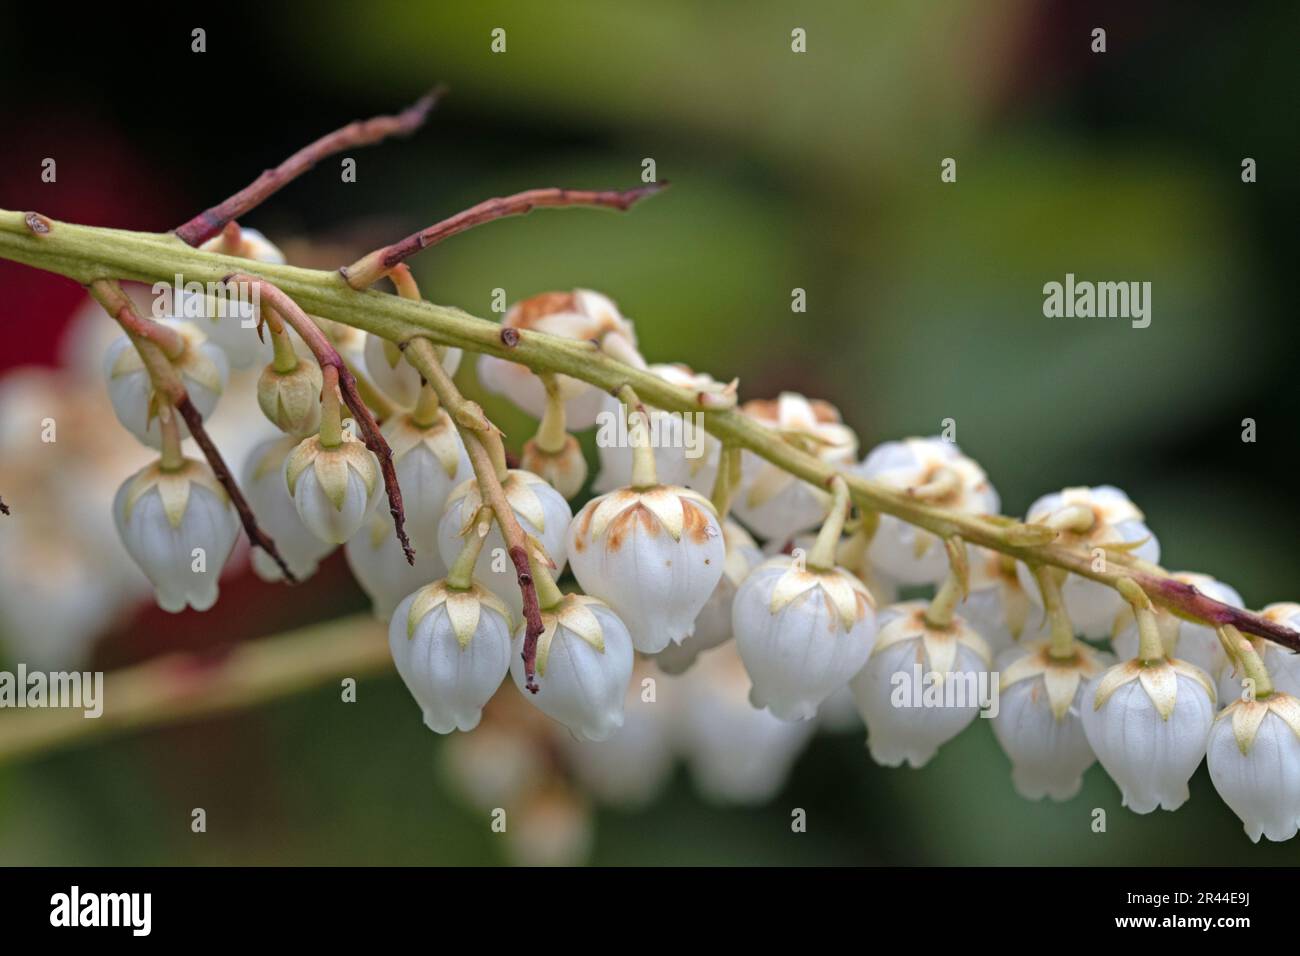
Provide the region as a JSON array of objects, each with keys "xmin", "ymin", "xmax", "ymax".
[{"xmin": 1, "ymin": 1, "xmax": 1297, "ymax": 864}]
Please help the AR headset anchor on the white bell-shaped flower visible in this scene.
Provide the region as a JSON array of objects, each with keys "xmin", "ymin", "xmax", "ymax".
[
  {"xmin": 437, "ymin": 469, "xmax": 572, "ymax": 621},
  {"xmin": 675, "ymin": 642, "xmax": 817, "ymax": 803},
  {"xmin": 240, "ymin": 434, "xmax": 336, "ymax": 582},
  {"xmin": 593, "ymin": 364, "xmax": 726, "ymax": 494},
  {"xmin": 959, "ymin": 548, "xmax": 1049, "ymax": 653},
  {"xmin": 256, "ymin": 358, "xmax": 322, "ymax": 437},
  {"xmin": 1112, "ymin": 573, "xmax": 1242, "ymax": 681},
  {"xmin": 187, "ymin": 227, "xmax": 286, "ymax": 369},
  {"xmin": 478, "ymin": 289, "xmax": 644, "ymax": 429},
  {"xmin": 1081, "ymin": 656, "xmax": 1216, "ymax": 813},
  {"xmin": 520, "ymin": 434, "xmax": 588, "ymax": 501},
  {"xmin": 656, "ymin": 520, "xmax": 763, "ymax": 675},
  {"xmin": 851, "ymin": 601, "xmax": 992, "ymax": 768},
  {"xmin": 1017, "ymin": 486, "xmax": 1160, "ymax": 639},
  {"xmin": 113, "ymin": 457, "xmax": 240, "ymax": 613},
  {"xmin": 346, "ymin": 510, "xmax": 448, "ymax": 620},
  {"xmin": 383, "ymin": 407, "xmax": 472, "ymax": 552},
  {"xmin": 731, "ymin": 393, "xmax": 858, "ymax": 543},
  {"xmin": 733, "ymin": 554, "xmax": 878, "ymax": 721},
  {"xmin": 363, "ymin": 333, "xmax": 462, "ymax": 408},
  {"xmin": 510, "ymin": 593, "xmax": 635, "ymax": 741},
  {"xmin": 104, "ymin": 320, "xmax": 229, "ymax": 449},
  {"xmin": 992, "ymin": 640, "xmax": 1113, "ymax": 801},
  {"xmin": 568, "ymin": 484, "xmax": 725, "ymax": 653},
  {"xmin": 856, "ymin": 438, "xmax": 999, "ymax": 585},
  {"xmin": 284, "ymin": 433, "xmax": 382, "ymax": 544},
  {"xmin": 1207, "ymin": 693, "xmax": 1300, "ymax": 842},
  {"xmin": 560, "ymin": 662, "xmax": 677, "ymax": 808},
  {"xmin": 389, "ymin": 581, "xmax": 513, "ymax": 734}
]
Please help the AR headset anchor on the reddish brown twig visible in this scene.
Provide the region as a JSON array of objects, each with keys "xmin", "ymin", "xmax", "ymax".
[
  {"xmin": 461, "ymin": 430, "xmax": 545, "ymax": 692},
  {"xmin": 342, "ymin": 182, "xmax": 667, "ymax": 289},
  {"xmin": 227, "ymin": 275, "xmax": 414, "ymax": 565},
  {"xmin": 174, "ymin": 88, "xmax": 445, "ymax": 247},
  {"xmin": 87, "ymin": 279, "xmax": 296, "ymax": 582},
  {"xmin": 1134, "ymin": 571, "xmax": 1300, "ymax": 654},
  {"xmin": 0, "ymin": 496, "xmax": 10, "ymax": 516}
]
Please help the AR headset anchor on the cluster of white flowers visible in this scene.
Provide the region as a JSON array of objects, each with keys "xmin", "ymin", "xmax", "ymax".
[{"xmin": 42, "ymin": 236, "xmax": 1298, "ymax": 848}]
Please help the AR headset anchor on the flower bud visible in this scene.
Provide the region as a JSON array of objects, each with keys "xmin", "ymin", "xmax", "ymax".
[
  {"xmin": 1081, "ymin": 656, "xmax": 1216, "ymax": 813},
  {"xmin": 384, "ymin": 408, "xmax": 472, "ymax": 552},
  {"xmin": 477, "ymin": 290, "xmax": 644, "ymax": 429},
  {"xmin": 284, "ymin": 433, "xmax": 382, "ymax": 544},
  {"xmin": 346, "ymin": 510, "xmax": 449, "ymax": 620},
  {"xmin": 850, "ymin": 601, "xmax": 992, "ymax": 767},
  {"xmin": 112, "ymin": 458, "xmax": 240, "ymax": 612},
  {"xmin": 656, "ymin": 519, "xmax": 763, "ymax": 675},
  {"xmin": 731, "ymin": 393, "xmax": 858, "ymax": 543},
  {"xmin": 733, "ymin": 555, "xmax": 878, "ymax": 721},
  {"xmin": 593, "ymin": 364, "xmax": 724, "ymax": 494},
  {"xmin": 104, "ymin": 320, "xmax": 229, "ymax": 449},
  {"xmin": 389, "ymin": 581, "xmax": 514, "ymax": 734},
  {"xmin": 520, "ymin": 434, "xmax": 588, "ymax": 500},
  {"xmin": 510, "ymin": 593, "xmax": 635, "ymax": 741},
  {"xmin": 1207, "ymin": 694, "xmax": 1300, "ymax": 842},
  {"xmin": 257, "ymin": 359, "xmax": 323, "ymax": 436},
  {"xmin": 191, "ymin": 227, "xmax": 286, "ymax": 369},
  {"xmin": 437, "ymin": 469, "xmax": 572, "ymax": 621},
  {"xmin": 240, "ymin": 434, "xmax": 336, "ymax": 582},
  {"xmin": 992, "ymin": 640, "xmax": 1113, "ymax": 801},
  {"xmin": 568, "ymin": 485, "xmax": 725, "ymax": 654},
  {"xmin": 363, "ymin": 333, "xmax": 461, "ymax": 408},
  {"xmin": 1017, "ymin": 486, "xmax": 1159, "ymax": 639},
  {"xmin": 677, "ymin": 642, "xmax": 817, "ymax": 803},
  {"xmin": 856, "ymin": 437, "xmax": 998, "ymax": 585},
  {"xmin": 1112, "ymin": 572, "xmax": 1241, "ymax": 681}
]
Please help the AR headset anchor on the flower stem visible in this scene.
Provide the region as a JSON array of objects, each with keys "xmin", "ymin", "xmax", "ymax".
[
  {"xmin": 158, "ymin": 404, "xmax": 185, "ymax": 471},
  {"xmin": 446, "ymin": 524, "xmax": 489, "ymax": 590},
  {"xmin": 807, "ymin": 476, "xmax": 849, "ymax": 572},
  {"xmin": 1032, "ymin": 565, "xmax": 1077, "ymax": 659},
  {"xmin": 318, "ymin": 365, "xmax": 344, "ymax": 448},
  {"xmin": 534, "ymin": 373, "xmax": 568, "ymax": 454},
  {"xmin": 709, "ymin": 444, "xmax": 741, "ymax": 518},
  {"xmin": 411, "ymin": 383, "xmax": 441, "ymax": 428},
  {"xmin": 1117, "ymin": 578, "xmax": 1164, "ymax": 662},
  {"xmin": 1218, "ymin": 624, "xmax": 1274, "ymax": 700},
  {"xmin": 618, "ymin": 385, "xmax": 658, "ymax": 489},
  {"xmin": 529, "ymin": 551, "xmax": 565, "ymax": 611}
]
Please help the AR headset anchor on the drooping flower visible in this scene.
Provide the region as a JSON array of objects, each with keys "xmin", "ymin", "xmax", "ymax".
[
  {"xmin": 113, "ymin": 457, "xmax": 240, "ymax": 613},
  {"xmin": 437, "ymin": 469, "xmax": 572, "ymax": 621},
  {"xmin": 510, "ymin": 593, "xmax": 635, "ymax": 741},
  {"xmin": 363, "ymin": 333, "xmax": 462, "ymax": 408},
  {"xmin": 477, "ymin": 290, "xmax": 644, "ymax": 429},
  {"xmin": 1207, "ymin": 693, "xmax": 1300, "ymax": 842},
  {"xmin": 240, "ymin": 434, "xmax": 336, "ymax": 582},
  {"xmin": 1112, "ymin": 572, "xmax": 1242, "ymax": 682},
  {"xmin": 731, "ymin": 393, "xmax": 858, "ymax": 543},
  {"xmin": 256, "ymin": 357, "xmax": 323, "ymax": 436},
  {"xmin": 1081, "ymin": 656, "xmax": 1216, "ymax": 813},
  {"xmin": 191, "ymin": 227, "xmax": 286, "ymax": 369},
  {"xmin": 856, "ymin": 437, "xmax": 998, "ymax": 586},
  {"xmin": 593, "ymin": 364, "xmax": 726, "ymax": 494},
  {"xmin": 284, "ymin": 432, "xmax": 382, "ymax": 544},
  {"xmin": 389, "ymin": 581, "xmax": 514, "ymax": 734},
  {"xmin": 851, "ymin": 601, "xmax": 992, "ymax": 768},
  {"xmin": 382, "ymin": 407, "xmax": 472, "ymax": 552},
  {"xmin": 103, "ymin": 320, "xmax": 229, "ymax": 449},
  {"xmin": 733, "ymin": 554, "xmax": 878, "ymax": 721},
  {"xmin": 1017, "ymin": 486, "xmax": 1160, "ymax": 639},
  {"xmin": 656, "ymin": 519, "xmax": 763, "ymax": 675},
  {"xmin": 567, "ymin": 484, "xmax": 725, "ymax": 653},
  {"xmin": 992, "ymin": 640, "xmax": 1114, "ymax": 801}
]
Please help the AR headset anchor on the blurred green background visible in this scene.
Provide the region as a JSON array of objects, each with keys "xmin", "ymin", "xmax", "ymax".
[{"xmin": 1, "ymin": 1, "xmax": 1297, "ymax": 864}]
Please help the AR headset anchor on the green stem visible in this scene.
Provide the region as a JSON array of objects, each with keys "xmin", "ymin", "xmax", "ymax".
[
  {"xmin": 2, "ymin": 210, "xmax": 1297, "ymax": 652},
  {"xmin": 1032, "ymin": 565, "xmax": 1077, "ymax": 659},
  {"xmin": 529, "ymin": 551, "xmax": 565, "ymax": 610},
  {"xmin": 318, "ymin": 364, "xmax": 343, "ymax": 447},
  {"xmin": 925, "ymin": 572, "xmax": 963, "ymax": 629},
  {"xmin": 411, "ymin": 383, "xmax": 441, "ymax": 428},
  {"xmin": 618, "ymin": 385, "xmax": 657, "ymax": 489},
  {"xmin": 807, "ymin": 476, "xmax": 849, "ymax": 572},
  {"xmin": 158, "ymin": 404, "xmax": 185, "ymax": 471},
  {"xmin": 534, "ymin": 373, "xmax": 568, "ymax": 453},
  {"xmin": 446, "ymin": 524, "xmax": 489, "ymax": 590},
  {"xmin": 1218, "ymin": 625, "xmax": 1274, "ymax": 700},
  {"xmin": 1117, "ymin": 578, "xmax": 1164, "ymax": 662}
]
